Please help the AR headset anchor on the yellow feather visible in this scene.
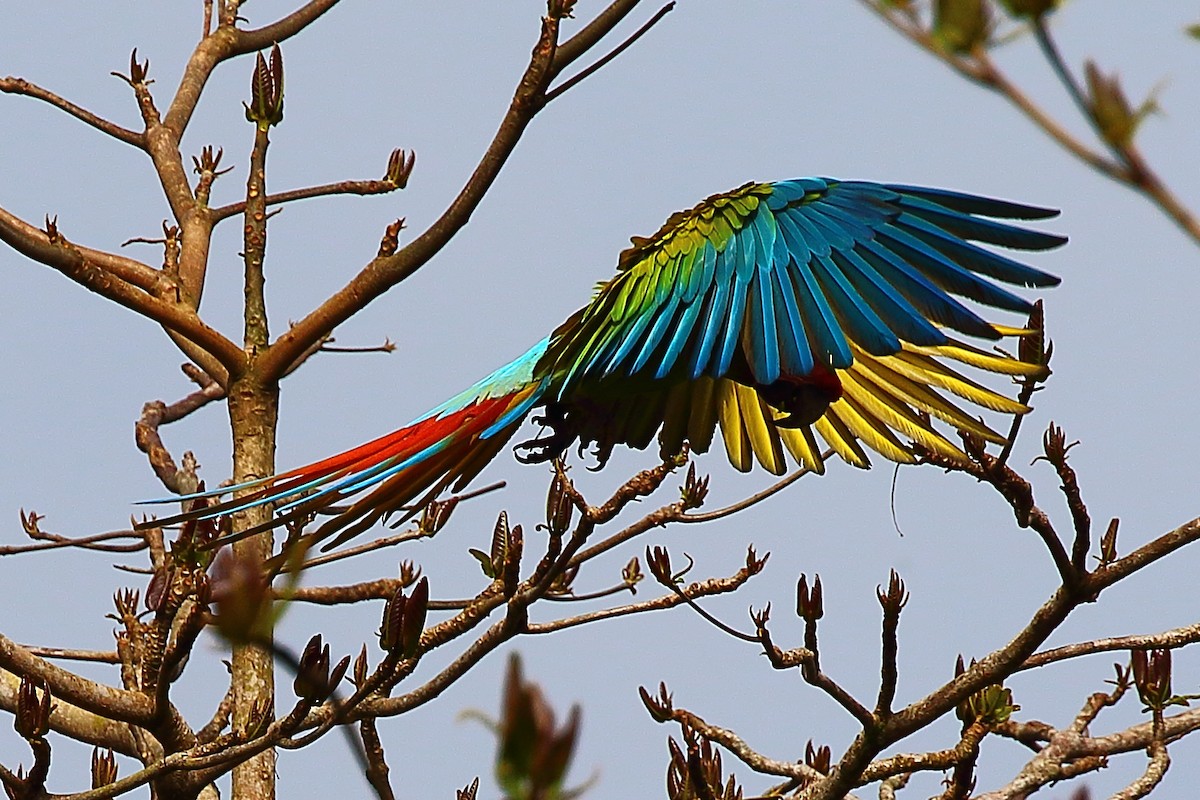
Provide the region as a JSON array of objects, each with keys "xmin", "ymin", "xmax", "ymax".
[
  {"xmin": 777, "ymin": 419, "xmax": 826, "ymax": 474},
  {"xmin": 907, "ymin": 338, "xmax": 1046, "ymax": 378},
  {"xmin": 848, "ymin": 354, "xmax": 1001, "ymax": 441},
  {"xmin": 840, "ymin": 372, "xmax": 978, "ymax": 456},
  {"xmin": 735, "ymin": 383, "xmax": 785, "ymax": 475},
  {"xmin": 813, "ymin": 411, "xmax": 872, "ymax": 468},
  {"xmin": 825, "ymin": 394, "xmax": 919, "ymax": 464},
  {"xmin": 717, "ymin": 381, "xmax": 752, "ymax": 472},
  {"xmin": 991, "ymin": 324, "xmax": 1035, "ymax": 337},
  {"xmin": 886, "ymin": 350, "xmax": 1029, "ymax": 414}
]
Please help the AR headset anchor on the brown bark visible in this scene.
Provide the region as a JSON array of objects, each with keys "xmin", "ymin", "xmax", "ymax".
[{"xmin": 227, "ymin": 379, "xmax": 279, "ymax": 800}]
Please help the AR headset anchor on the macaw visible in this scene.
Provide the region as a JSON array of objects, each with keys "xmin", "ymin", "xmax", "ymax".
[{"xmin": 147, "ymin": 178, "xmax": 1063, "ymax": 549}]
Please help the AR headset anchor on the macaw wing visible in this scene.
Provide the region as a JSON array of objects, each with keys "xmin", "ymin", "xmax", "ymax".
[
  {"xmin": 561, "ymin": 327, "xmax": 1046, "ymax": 475},
  {"xmin": 543, "ymin": 178, "xmax": 1063, "ymax": 393}
]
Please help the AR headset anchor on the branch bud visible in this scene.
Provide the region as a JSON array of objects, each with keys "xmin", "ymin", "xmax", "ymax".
[
  {"xmin": 1131, "ymin": 648, "xmax": 1175, "ymax": 711},
  {"xmin": 379, "ymin": 586, "xmax": 406, "ymax": 653},
  {"xmin": 145, "ymin": 567, "xmax": 171, "ymax": 613},
  {"xmin": 470, "ymin": 510, "xmax": 509, "ymax": 578},
  {"xmin": 91, "ymin": 747, "xmax": 118, "ymax": 789},
  {"xmin": 245, "ymin": 44, "xmax": 285, "ymax": 127},
  {"xmin": 384, "ymin": 148, "xmax": 416, "ymax": 188},
  {"xmin": 750, "ymin": 603, "xmax": 771, "ymax": 631},
  {"xmin": 933, "ymin": 0, "xmax": 991, "ymax": 54},
  {"xmin": 293, "ymin": 634, "xmax": 332, "ymax": 702},
  {"xmin": 502, "ymin": 525, "xmax": 523, "ymax": 599},
  {"xmin": 1099, "ymin": 517, "xmax": 1119, "ymax": 566},
  {"xmin": 457, "ymin": 777, "xmax": 480, "ymax": 800},
  {"xmin": 956, "ymin": 671, "xmax": 1020, "ymax": 725},
  {"xmin": 419, "ymin": 496, "xmax": 458, "ymax": 535},
  {"xmin": 804, "ymin": 739, "xmax": 831, "ymax": 775},
  {"xmin": 638, "ymin": 682, "xmax": 675, "ymax": 723},
  {"xmin": 745, "ymin": 545, "xmax": 768, "ymax": 575},
  {"xmin": 377, "ymin": 218, "xmax": 406, "ymax": 258},
  {"xmin": 496, "ymin": 654, "xmax": 582, "ymax": 798},
  {"xmin": 1018, "ymin": 299, "xmax": 1052, "ymax": 373},
  {"xmin": 545, "ymin": 470, "xmax": 574, "ymax": 537},
  {"xmin": 876, "ymin": 569, "xmax": 909, "ymax": 615},
  {"xmin": 1085, "ymin": 61, "xmax": 1157, "ymax": 148},
  {"xmin": 646, "ymin": 546, "xmax": 673, "ymax": 586},
  {"xmin": 402, "ymin": 576, "xmax": 429, "ymax": 658},
  {"xmin": 679, "ymin": 462, "xmax": 710, "ymax": 510},
  {"xmin": 622, "ymin": 556, "xmax": 643, "ymax": 592},
  {"xmin": 796, "ymin": 574, "xmax": 823, "ymax": 621},
  {"xmin": 353, "ymin": 644, "xmax": 369, "ymax": 688},
  {"xmin": 15, "ymin": 675, "xmax": 51, "ymax": 740},
  {"xmin": 378, "ymin": 577, "xmax": 428, "ymax": 657}
]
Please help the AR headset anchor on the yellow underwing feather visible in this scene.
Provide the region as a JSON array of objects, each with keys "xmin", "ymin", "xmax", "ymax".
[
  {"xmin": 778, "ymin": 421, "xmax": 826, "ymax": 474},
  {"xmin": 840, "ymin": 371, "xmax": 979, "ymax": 457},
  {"xmin": 908, "ymin": 338, "xmax": 1047, "ymax": 378},
  {"xmin": 848, "ymin": 352, "xmax": 998, "ymax": 437},
  {"xmin": 717, "ymin": 380, "xmax": 753, "ymax": 472},
  {"xmin": 735, "ymin": 382, "xmax": 785, "ymax": 475},
  {"xmin": 886, "ymin": 350, "xmax": 1029, "ymax": 414},
  {"xmin": 826, "ymin": 394, "xmax": 919, "ymax": 464},
  {"xmin": 813, "ymin": 412, "xmax": 872, "ymax": 468}
]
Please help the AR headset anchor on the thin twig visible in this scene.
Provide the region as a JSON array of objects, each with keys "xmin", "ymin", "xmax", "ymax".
[
  {"xmin": 681, "ymin": 452, "xmax": 831, "ymax": 523},
  {"xmin": 16, "ymin": 646, "xmax": 120, "ymax": 664},
  {"xmin": 0, "ymin": 77, "xmax": 143, "ymax": 147},
  {"xmin": 1, "ymin": 518, "xmax": 145, "ymax": 557},
  {"xmin": 208, "ymin": 178, "xmax": 404, "ymax": 223},
  {"xmin": 544, "ymin": 3, "xmax": 675, "ymax": 103},
  {"xmin": 1021, "ymin": 622, "xmax": 1200, "ymax": 672}
]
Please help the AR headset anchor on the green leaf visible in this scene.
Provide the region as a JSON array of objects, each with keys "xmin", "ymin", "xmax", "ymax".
[{"xmin": 468, "ymin": 548, "xmax": 495, "ymax": 577}]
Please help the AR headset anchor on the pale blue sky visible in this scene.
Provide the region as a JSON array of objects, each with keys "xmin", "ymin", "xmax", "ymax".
[{"xmin": 2, "ymin": 3, "xmax": 1198, "ymax": 798}]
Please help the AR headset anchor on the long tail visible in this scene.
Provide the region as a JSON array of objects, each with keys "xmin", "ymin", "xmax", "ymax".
[{"xmin": 142, "ymin": 340, "xmax": 550, "ymax": 551}]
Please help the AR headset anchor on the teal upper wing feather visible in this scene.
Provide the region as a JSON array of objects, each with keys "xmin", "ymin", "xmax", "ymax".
[{"xmin": 542, "ymin": 178, "xmax": 1063, "ymax": 393}]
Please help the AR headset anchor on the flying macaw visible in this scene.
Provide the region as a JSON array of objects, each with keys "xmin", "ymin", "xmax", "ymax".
[{"xmin": 148, "ymin": 178, "xmax": 1063, "ymax": 549}]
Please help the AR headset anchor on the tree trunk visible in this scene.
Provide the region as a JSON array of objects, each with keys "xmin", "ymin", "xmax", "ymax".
[{"xmin": 227, "ymin": 376, "xmax": 278, "ymax": 800}]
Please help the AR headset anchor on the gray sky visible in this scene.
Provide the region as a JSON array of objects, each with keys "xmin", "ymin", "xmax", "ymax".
[{"xmin": 2, "ymin": 2, "xmax": 1198, "ymax": 798}]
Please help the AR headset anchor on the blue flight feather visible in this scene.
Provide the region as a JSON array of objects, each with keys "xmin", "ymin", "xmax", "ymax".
[
  {"xmin": 716, "ymin": 274, "xmax": 749, "ymax": 375},
  {"xmin": 810, "ymin": 252, "xmax": 900, "ymax": 356},
  {"xmin": 769, "ymin": 262, "xmax": 814, "ymax": 375},
  {"xmin": 874, "ymin": 226, "xmax": 1033, "ymax": 312},
  {"xmin": 894, "ymin": 213, "xmax": 1061, "ymax": 287},
  {"xmin": 884, "ymin": 184, "xmax": 1059, "ymax": 220},
  {"xmin": 857, "ymin": 239, "xmax": 996, "ymax": 338},
  {"xmin": 831, "ymin": 248, "xmax": 946, "ymax": 347}
]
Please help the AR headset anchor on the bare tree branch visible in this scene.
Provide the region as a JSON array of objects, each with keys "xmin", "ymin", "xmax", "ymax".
[
  {"xmin": 858, "ymin": 0, "xmax": 1200, "ymax": 246},
  {"xmin": 0, "ymin": 634, "xmax": 154, "ymax": 726},
  {"xmin": 0, "ymin": 207, "xmax": 245, "ymax": 375},
  {"xmin": 0, "ymin": 76, "xmax": 143, "ymax": 147},
  {"xmin": 1023, "ymin": 623, "xmax": 1200, "ymax": 672},
  {"xmin": 209, "ymin": 176, "xmax": 405, "ymax": 223},
  {"xmin": 260, "ymin": 5, "xmax": 614, "ymax": 380}
]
